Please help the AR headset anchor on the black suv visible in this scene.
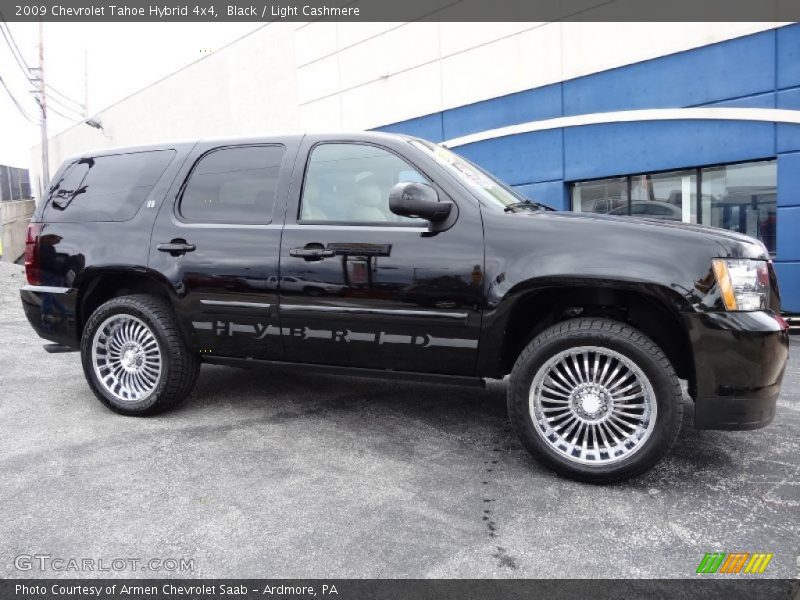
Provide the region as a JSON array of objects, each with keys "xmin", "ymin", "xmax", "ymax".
[{"xmin": 20, "ymin": 133, "xmax": 790, "ymax": 482}]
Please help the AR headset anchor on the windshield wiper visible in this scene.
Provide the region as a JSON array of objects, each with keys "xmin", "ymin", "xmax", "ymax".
[{"xmin": 504, "ymin": 200, "xmax": 548, "ymax": 212}]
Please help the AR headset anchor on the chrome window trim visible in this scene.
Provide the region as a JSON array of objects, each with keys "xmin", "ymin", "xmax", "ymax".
[
  {"xmin": 279, "ymin": 304, "xmax": 468, "ymax": 320},
  {"xmin": 200, "ymin": 300, "xmax": 273, "ymax": 309},
  {"xmin": 283, "ymin": 224, "xmax": 428, "ymax": 233}
]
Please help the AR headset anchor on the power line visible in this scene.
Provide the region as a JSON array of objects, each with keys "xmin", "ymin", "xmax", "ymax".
[
  {"xmin": 41, "ymin": 84, "xmax": 85, "ymax": 115},
  {"xmin": 0, "ymin": 24, "xmax": 31, "ymax": 76},
  {"xmin": 47, "ymin": 102, "xmax": 83, "ymax": 121},
  {"xmin": 0, "ymin": 22, "xmax": 86, "ymax": 112},
  {"xmin": 46, "ymin": 83, "xmax": 85, "ymax": 111},
  {"xmin": 0, "ymin": 16, "xmax": 33, "ymax": 78},
  {"xmin": 47, "ymin": 95, "xmax": 83, "ymax": 117},
  {"xmin": 48, "ymin": 96, "xmax": 85, "ymax": 117},
  {"xmin": 0, "ymin": 73, "xmax": 33, "ymax": 122},
  {"xmin": 0, "ymin": 13, "xmax": 41, "ymax": 122},
  {"xmin": 0, "ymin": 13, "xmax": 86, "ymax": 117}
]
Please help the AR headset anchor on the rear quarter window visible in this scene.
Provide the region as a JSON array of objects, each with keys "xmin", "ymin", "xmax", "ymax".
[
  {"xmin": 178, "ymin": 144, "xmax": 285, "ymax": 224},
  {"xmin": 44, "ymin": 150, "xmax": 176, "ymax": 222}
]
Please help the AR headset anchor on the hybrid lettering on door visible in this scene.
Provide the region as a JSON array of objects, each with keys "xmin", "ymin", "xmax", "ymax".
[
  {"xmin": 193, "ymin": 320, "xmax": 477, "ymax": 349},
  {"xmin": 209, "ymin": 320, "xmax": 279, "ymax": 340}
]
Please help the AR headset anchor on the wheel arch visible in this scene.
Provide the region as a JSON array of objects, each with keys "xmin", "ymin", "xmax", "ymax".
[
  {"xmin": 482, "ymin": 280, "xmax": 695, "ymax": 392},
  {"xmin": 75, "ymin": 268, "xmax": 181, "ymax": 344}
]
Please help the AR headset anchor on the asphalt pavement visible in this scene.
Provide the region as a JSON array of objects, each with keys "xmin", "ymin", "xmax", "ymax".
[{"xmin": 1, "ymin": 261, "xmax": 798, "ymax": 578}]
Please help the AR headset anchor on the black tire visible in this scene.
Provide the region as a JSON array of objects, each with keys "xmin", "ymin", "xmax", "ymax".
[
  {"xmin": 80, "ymin": 294, "xmax": 199, "ymax": 416},
  {"xmin": 507, "ymin": 318, "xmax": 682, "ymax": 484}
]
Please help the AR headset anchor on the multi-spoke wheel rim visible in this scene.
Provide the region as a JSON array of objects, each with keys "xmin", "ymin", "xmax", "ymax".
[
  {"xmin": 529, "ymin": 345, "xmax": 657, "ymax": 466},
  {"xmin": 91, "ymin": 315, "xmax": 162, "ymax": 402}
]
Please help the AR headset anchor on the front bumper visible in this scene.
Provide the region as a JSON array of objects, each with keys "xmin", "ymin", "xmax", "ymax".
[
  {"xmin": 684, "ymin": 311, "xmax": 789, "ymax": 430},
  {"xmin": 19, "ymin": 285, "xmax": 79, "ymax": 348}
]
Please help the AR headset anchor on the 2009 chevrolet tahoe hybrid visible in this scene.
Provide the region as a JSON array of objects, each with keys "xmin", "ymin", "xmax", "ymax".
[{"xmin": 20, "ymin": 133, "xmax": 790, "ymax": 482}]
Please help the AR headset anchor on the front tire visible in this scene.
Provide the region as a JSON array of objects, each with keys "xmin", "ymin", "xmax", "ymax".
[
  {"xmin": 80, "ymin": 294, "xmax": 199, "ymax": 415},
  {"xmin": 507, "ymin": 318, "xmax": 682, "ymax": 483}
]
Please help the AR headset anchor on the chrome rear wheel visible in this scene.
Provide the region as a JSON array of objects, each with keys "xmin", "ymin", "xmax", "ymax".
[
  {"xmin": 529, "ymin": 345, "xmax": 657, "ymax": 466},
  {"xmin": 91, "ymin": 314, "xmax": 163, "ymax": 403}
]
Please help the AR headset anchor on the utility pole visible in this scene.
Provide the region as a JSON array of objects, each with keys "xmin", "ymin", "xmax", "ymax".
[
  {"xmin": 37, "ymin": 20, "xmax": 50, "ymax": 189},
  {"xmin": 83, "ymin": 48, "xmax": 88, "ymax": 118}
]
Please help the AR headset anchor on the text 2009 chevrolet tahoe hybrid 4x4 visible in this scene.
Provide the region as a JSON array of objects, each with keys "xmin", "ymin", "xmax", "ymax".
[{"xmin": 20, "ymin": 133, "xmax": 790, "ymax": 482}]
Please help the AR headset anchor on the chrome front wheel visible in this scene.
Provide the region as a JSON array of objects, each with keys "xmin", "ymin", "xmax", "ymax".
[
  {"xmin": 529, "ymin": 345, "xmax": 657, "ymax": 466},
  {"xmin": 91, "ymin": 314, "xmax": 163, "ymax": 403},
  {"xmin": 509, "ymin": 319, "xmax": 682, "ymax": 483}
]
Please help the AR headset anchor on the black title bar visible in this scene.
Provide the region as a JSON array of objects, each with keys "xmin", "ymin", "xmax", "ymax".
[{"xmin": 2, "ymin": 0, "xmax": 800, "ymax": 22}]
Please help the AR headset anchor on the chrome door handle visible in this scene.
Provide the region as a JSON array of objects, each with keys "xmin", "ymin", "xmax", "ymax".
[
  {"xmin": 289, "ymin": 247, "xmax": 335, "ymax": 260},
  {"xmin": 157, "ymin": 240, "xmax": 196, "ymax": 255}
]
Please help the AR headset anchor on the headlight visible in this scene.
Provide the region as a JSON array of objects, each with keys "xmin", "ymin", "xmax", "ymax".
[{"xmin": 712, "ymin": 259, "xmax": 770, "ymax": 311}]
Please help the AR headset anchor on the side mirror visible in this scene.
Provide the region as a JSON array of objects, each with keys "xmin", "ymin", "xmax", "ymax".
[{"xmin": 389, "ymin": 182, "xmax": 453, "ymax": 224}]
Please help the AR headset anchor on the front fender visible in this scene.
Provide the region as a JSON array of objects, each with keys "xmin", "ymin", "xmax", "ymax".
[
  {"xmin": 475, "ymin": 210, "xmax": 729, "ymax": 377},
  {"xmin": 476, "ymin": 275, "xmax": 692, "ymax": 378}
]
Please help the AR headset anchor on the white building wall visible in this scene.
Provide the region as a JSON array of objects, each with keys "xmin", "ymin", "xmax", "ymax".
[{"xmin": 31, "ymin": 20, "xmax": 785, "ymax": 197}]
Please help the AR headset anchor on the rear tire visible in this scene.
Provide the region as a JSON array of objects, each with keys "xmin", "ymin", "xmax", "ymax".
[
  {"xmin": 507, "ymin": 318, "xmax": 682, "ymax": 483},
  {"xmin": 80, "ymin": 294, "xmax": 199, "ymax": 415}
]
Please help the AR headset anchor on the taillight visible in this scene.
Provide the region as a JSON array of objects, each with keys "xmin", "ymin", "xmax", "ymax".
[{"xmin": 24, "ymin": 223, "xmax": 43, "ymax": 285}]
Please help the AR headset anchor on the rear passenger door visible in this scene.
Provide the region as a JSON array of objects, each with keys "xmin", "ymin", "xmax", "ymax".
[{"xmin": 149, "ymin": 140, "xmax": 298, "ymax": 360}]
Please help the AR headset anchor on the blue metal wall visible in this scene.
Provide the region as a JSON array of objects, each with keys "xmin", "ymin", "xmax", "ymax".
[{"xmin": 375, "ymin": 24, "xmax": 800, "ymax": 312}]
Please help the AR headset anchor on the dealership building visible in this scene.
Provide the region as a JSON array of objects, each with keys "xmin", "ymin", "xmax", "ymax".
[{"xmin": 33, "ymin": 21, "xmax": 800, "ymax": 314}]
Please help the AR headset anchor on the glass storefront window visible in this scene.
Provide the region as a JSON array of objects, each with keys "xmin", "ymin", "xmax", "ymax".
[
  {"xmin": 629, "ymin": 170, "xmax": 697, "ymax": 222},
  {"xmin": 570, "ymin": 177, "xmax": 628, "ymax": 215},
  {"xmin": 701, "ymin": 162, "xmax": 776, "ymax": 253},
  {"xmin": 570, "ymin": 160, "xmax": 776, "ymax": 254}
]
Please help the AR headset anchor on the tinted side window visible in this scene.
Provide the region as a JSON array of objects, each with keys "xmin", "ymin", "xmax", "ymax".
[
  {"xmin": 179, "ymin": 145, "xmax": 284, "ymax": 224},
  {"xmin": 46, "ymin": 150, "xmax": 175, "ymax": 222},
  {"xmin": 48, "ymin": 162, "xmax": 89, "ymax": 209},
  {"xmin": 300, "ymin": 143, "xmax": 427, "ymax": 224}
]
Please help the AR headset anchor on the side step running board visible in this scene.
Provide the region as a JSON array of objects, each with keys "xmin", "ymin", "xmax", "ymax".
[
  {"xmin": 43, "ymin": 343, "xmax": 78, "ymax": 354},
  {"xmin": 202, "ymin": 354, "xmax": 486, "ymax": 388}
]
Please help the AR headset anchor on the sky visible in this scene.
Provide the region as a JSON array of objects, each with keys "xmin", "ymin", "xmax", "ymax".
[{"xmin": 0, "ymin": 22, "xmax": 262, "ymax": 169}]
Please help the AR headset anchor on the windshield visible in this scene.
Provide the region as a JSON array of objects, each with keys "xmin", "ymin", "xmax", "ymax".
[{"xmin": 409, "ymin": 139, "xmax": 552, "ymax": 213}]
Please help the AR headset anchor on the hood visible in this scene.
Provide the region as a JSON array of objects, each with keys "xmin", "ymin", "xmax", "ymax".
[{"xmin": 513, "ymin": 210, "xmax": 769, "ymax": 259}]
